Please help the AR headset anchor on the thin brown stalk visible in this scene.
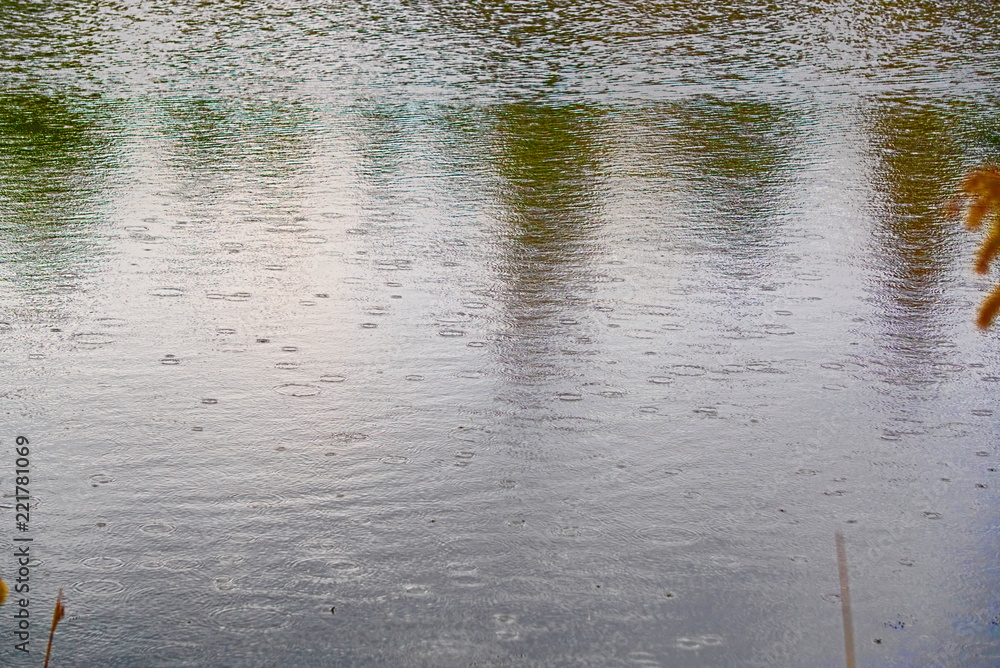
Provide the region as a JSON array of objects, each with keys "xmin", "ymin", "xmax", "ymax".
[
  {"xmin": 43, "ymin": 589, "xmax": 65, "ymax": 668},
  {"xmin": 835, "ymin": 531, "xmax": 856, "ymax": 668}
]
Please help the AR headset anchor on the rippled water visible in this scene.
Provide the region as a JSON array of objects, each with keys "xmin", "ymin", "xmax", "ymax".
[{"xmin": 2, "ymin": 1, "xmax": 999, "ymax": 666}]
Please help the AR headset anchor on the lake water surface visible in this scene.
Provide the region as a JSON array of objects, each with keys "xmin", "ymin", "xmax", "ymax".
[{"xmin": 2, "ymin": 1, "xmax": 999, "ymax": 666}]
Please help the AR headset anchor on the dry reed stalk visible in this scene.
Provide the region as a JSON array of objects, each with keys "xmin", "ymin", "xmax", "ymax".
[{"xmin": 835, "ymin": 531, "xmax": 856, "ymax": 668}]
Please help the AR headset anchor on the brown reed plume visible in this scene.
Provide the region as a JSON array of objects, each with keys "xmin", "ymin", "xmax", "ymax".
[
  {"xmin": 43, "ymin": 589, "xmax": 65, "ymax": 668},
  {"xmin": 952, "ymin": 165, "xmax": 1000, "ymax": 328}
]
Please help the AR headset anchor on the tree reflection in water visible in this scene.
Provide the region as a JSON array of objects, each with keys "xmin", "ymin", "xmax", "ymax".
[{"xmin": 0, "ymin": 92, "xmax": 116, "ymax": 301}]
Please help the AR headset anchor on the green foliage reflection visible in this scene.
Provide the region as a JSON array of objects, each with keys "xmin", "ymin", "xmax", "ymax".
[
  {"xmin": 492, "ymin": 102, "xmax": 606, "ymax": 253},
  {"xmin": 0, "ymin": 93, "xmax": 113, "ymax": 291},
  {"xmin": 669, "ymin": 96, "xmax": 795, "ymax": 251},
  {"xmin": 865, "ymin": 98, "xmax": 966, "ymax": 320}
]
